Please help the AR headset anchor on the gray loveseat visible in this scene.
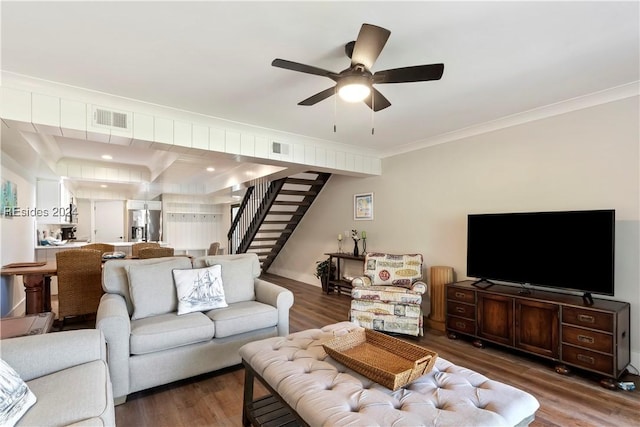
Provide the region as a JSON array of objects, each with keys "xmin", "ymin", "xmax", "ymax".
[
  {"xmin": 1, "ymin": 329, "xmax": 115, "ymax": 426},
  {"xmin": 96, "ymin": 253, "xmax": 294, "ymax": 404}
]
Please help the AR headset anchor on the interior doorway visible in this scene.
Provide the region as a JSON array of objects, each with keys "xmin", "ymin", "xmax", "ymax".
[{"xmin": 93, "ymin": 200, "xmax": 125, "ymax": 243}]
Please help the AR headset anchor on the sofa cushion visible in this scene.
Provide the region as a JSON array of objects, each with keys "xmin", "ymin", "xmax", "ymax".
[
  {"xmin": 18, "ymin": 360, "xmax": 111, "ymax": 427},
  {"xmin": 0, "ymin": 359, "xmax": 36, "ymax": 427},
  {"xmin": 130, "ymin": 312, "xmax": 215, "ymax": 355},
  {"xmin": 173, "ymin": 265, "xmax": 228, "ymax": 315},
  {"xmin": 351, "ymin": 286, "xmax": 423, "ymax": 305},
  {"xmin": 126, "ymin": 260, "xmax": 180, "ymax": 320},
  {"xmin": 204, "ymin": 257, "xmax": 256, "ymax": 304},
  {"xmin": 364, "ymin": 253, "xmax": 423, "ymax": 288},
  {"xmin": 205, "ymin": 301, "xmax": 278, "ymax": 338},
  {"xmin": 102, "ymin": 257, "xmax": 192, "ymax": 315},
  {"xmin": 350, "ymin": 299, "xmax": 422, "ymax": 318}
]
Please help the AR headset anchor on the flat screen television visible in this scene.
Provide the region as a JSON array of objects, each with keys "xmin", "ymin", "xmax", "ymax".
[{"xmin": 466, "ymin": 209, "xmax": 615, "ymax": 300}]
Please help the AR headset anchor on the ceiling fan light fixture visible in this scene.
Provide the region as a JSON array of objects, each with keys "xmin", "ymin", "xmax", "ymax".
[{"xmin": 337, "ymin": 76, "xmax": 371, "ymax": 103}]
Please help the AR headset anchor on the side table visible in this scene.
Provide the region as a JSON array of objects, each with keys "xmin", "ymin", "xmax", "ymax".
[
  {"xmin": 324, "ymin": 252, "xmax": 365, "ymax": 295},
  {"xmin": 0, "ymin": 312, "xmax": 55, "ymax": 339}
]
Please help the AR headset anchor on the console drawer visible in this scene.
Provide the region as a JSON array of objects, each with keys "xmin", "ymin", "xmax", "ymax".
[
  {"xmin": 562, "ymin": 325, "xmax": 612, "ymax": 354},
  {"xmin": 447, "ymin": 287, "xmax": 475, "ymax": 304},
  {"xmin": 447, "ymin": 316, "xmax": 476, "ymax": 335},
  {"xmin": 562, "ymin": 307, "xmax": 613, "ymax": 332},
  {"xmin": 562, "ymin": 344, "xmax": 613, "ymax": 374},
  {"xmin": 447, "ymin": 301, "xmax": 475, "ymax": 319}
]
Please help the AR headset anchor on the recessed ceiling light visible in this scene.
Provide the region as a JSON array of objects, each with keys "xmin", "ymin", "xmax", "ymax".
[
  {"xmin": 100, "ymin": 184, "xmax": 108, "ymax": 188},
  {"xmin": 206, "ymin": 167, "xmax": 215, "ymax": 172},
  {"xmin": 101, "ymin": 154, "xmax": 113, "ymax": 160}
]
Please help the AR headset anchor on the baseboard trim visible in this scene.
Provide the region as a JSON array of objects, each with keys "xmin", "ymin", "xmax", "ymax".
[{"xmin": 425, "ymin": 318, "xmax": 445, "ymax": 333}]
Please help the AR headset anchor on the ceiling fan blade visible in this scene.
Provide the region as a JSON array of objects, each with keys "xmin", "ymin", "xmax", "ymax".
[
  {"xmin": 363, "ymin": 88, "xmax": 391, "ymax": 112},
  {"xmin": 374, "ymin": 63, "xmax": 444, "ymax": 84},
  {"xmin": 272, "ymin": 59, "xmax": 338, "ymax": 79},
  {"xmin": 298, "ymin": 86, "xmax": 336, "ymax": 106},
  {"xmin": 351, "ymin": 24, "xmax": 391, "ymax": 70}
]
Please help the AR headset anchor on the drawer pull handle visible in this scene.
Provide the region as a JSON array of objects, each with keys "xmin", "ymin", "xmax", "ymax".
[
  {"xmin": 577, "ymin": 334, "xmax": 594, "ymax": 344},
  {"xmin": 577, "ymin": 354, "xmax": 595, "ymax": 365},
  {"xmin": 455, "ymin": 321, "xmax": 466, "ymax": 329},
  {"xmin": 455, "ymin": 292, "xmax": 466, "ymax": 299},
  {"xmin": 455, "ymin": 307, "xmax": 466, "ymax": 313},
  {"xmin": 577, "ymin": 314, "xmax": 595, "ymax": 323}
]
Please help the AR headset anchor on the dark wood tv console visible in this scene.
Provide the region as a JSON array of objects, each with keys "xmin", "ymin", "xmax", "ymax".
[{"xmin": 446, "ymin": 280, "xmax": 630, "ymax": 387}]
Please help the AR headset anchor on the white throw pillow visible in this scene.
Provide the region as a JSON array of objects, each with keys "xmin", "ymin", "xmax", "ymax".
[
  {"xmin": 173, "ymin": 265, "xmax": 228, "ymax": 315},
  {"xmin": 126, "ymin": 261, "xmax": 179, "ymax": 320},
  {"xmin": 0, "ymin": 359, "xmax": 37, "ymax": 427}
]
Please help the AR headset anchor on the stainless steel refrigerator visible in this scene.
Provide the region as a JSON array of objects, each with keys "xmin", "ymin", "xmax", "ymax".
[{"xmin": 128, "ymin": 208, "xmax": 162, "ymax": 242}]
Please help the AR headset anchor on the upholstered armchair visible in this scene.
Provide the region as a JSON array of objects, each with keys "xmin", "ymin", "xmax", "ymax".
[{"xmin": 350, "ymin": 253, "xmax": 429, "ymax": 337}]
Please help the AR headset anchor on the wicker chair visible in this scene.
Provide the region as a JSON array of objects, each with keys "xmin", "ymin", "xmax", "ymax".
[
  {"xmin": 138, "ymin": 247, "xmax": 174, "ymax": 259},
  {"xmin": 207, "ymin": 242, "xmax": 221, "ymax": 256},
  {"xmin": 55, "ymin": 249, "xmax": 103, "ymax": 325},
  {"xmin": 83, "ymin": 243, "xmax": 116, "ymax": 254},
  {"xmin": 131, "ymin": 242, "xmax": 161, "ymax": 257}
]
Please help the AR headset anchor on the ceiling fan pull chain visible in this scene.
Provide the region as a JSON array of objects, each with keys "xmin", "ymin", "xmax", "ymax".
[
  {"xmin": 371, "ymin": 94, "xmax": 375, "ymax": 135},
  {"xmin": 333, "ymin": 88, "xmax": 338, "ymax": 133}
]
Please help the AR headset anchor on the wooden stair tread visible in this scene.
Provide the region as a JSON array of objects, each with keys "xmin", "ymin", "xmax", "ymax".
[
  {"xmin": 267, "ymin": 211, "xmax": 304, "ymax": 216},
  {"xmin": 278, "ymin": 189, "xmax": 317, "ymax": 196},
  {"xmin": 272, "ymin": 200, "xmax": 311, "ymax": 206},
  {"xmin": 284, "ymin": 178, "xmax": 326, "ymax": 186}
]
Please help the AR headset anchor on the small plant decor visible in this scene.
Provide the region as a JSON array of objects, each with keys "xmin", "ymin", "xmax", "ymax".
[{"xmin": 315, "ymin": 258, "xmax": 336, "ymax": 293}]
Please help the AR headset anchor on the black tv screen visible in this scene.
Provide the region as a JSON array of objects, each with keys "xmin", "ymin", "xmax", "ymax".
[{"xmin": 466, "ymin": 209, "xmax": 615, "ymax": 296}]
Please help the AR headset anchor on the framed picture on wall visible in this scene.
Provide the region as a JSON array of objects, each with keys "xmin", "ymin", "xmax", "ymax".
[
  {"xmin": 354, "ymin": 192, "xmax": 373, "ymax": 220},
  {"xmin": 1, "ymin": 180, "xmax": 17, "ymax": 217}
]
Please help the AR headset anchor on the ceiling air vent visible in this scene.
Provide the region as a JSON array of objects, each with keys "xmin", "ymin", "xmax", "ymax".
[
  {"xmin": 92, "ymin": 106, "xmax": 131, "ymax": 130},
  {"xmin": 272, "ymin": 141, "xmax": 289, "ymax": 155}
]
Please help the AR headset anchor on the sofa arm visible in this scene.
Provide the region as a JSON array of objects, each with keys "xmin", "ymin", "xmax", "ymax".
[
  {"xmin": 96, "ymin": 293, "xmax": 131, "ymax": 402},
  {"xmin": 254, "ymin": 278, "xmax": 294, "ymax": 337},
  {"xmin": 411, "ymin": 280, "xmax": 428, "ymax": 295},
  {"xmin": 351, "ymin": 275, "xmax": 372, "ymax": 287},
  {"xmin": 1, "ymin": 329, "xmax": 106, "ymax": 382}
]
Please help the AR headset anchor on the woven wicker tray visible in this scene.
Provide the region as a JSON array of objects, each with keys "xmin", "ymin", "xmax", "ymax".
[{"xmin": 322, "ymin": 328, "xmax": 437, "ymax": 391}]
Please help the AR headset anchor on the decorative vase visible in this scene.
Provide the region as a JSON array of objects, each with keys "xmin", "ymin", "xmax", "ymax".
[
  {"xmin": 362, "ymin": 238, "xmax": 366, "ymax": 254},
  {"xmin": 353, "ymin": 240, "xmax": 359, "ymax": 257}
]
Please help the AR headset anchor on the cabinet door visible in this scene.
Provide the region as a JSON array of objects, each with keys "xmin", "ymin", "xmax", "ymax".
[
  {"xmin": 37, "ymin": 180, "xmax": 62, "ymax": 224},
  {"xmin": 477, "ymin": 293, "xmax": 514, "ymax": 346},
  {"xmin": 515, "ymin": 300, "xmax": 559, "ymax": 358}
]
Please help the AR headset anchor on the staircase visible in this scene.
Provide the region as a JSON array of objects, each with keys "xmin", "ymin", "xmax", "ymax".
[{"xmin": 228, "ymin": 171, "xmax": 331, "ymax": 271}]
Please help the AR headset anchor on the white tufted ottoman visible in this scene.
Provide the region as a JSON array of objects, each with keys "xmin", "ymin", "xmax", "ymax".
[{"xmin": 240, "ymin": 321, "xmax": 539, "ymax": 427}]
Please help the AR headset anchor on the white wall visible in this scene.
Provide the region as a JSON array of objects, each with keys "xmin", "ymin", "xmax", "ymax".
[
  {"xmin": 161, "ymin": 195, "xmax": 227, "ymax": 253},
  {"xmin": 269, "ymin": 96, "xmax": 640, "ymax": 370},
  {"xmin": 0, "ymin": 162, "xmax": 37, "ymax": 316}
]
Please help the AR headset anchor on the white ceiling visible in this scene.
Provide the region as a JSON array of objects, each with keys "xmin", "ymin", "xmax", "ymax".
[{"xmin": 1, "ymin": 1, "xmax": 638, "ymax": 199}]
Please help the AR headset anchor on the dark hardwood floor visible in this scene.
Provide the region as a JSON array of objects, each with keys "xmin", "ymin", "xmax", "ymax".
[{"xmin": 113, "ymin": 273, "xmax": 639, "ymax": 427}]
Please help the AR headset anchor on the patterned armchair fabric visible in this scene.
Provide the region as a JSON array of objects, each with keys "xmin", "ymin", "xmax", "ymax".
[{"xmin": 350, "ymin": 253, "xmax": 429, "ymax": 337}]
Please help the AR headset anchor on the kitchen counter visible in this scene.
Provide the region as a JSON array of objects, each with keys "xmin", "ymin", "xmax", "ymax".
[
  {"xmin": 34, "ymin": 241, "xmax": 170, "ymax": 261},
  {"xmin": 35, "ymin": 241, "xmax": 169, "ymax": 249}
]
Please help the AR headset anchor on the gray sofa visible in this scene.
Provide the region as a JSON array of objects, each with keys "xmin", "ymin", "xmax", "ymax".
[
  {"xmin": 96, "ymin": 253, "xmax": 294, "ymax": 404},
  {"xmin": 1, "ymin": 329, "xmax": 115, "ymax": 426}
]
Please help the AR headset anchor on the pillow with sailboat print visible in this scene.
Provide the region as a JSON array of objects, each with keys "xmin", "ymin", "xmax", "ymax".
[{"xmin": 173, "ymin": 265, "xmax": 228, "ymax": 315}]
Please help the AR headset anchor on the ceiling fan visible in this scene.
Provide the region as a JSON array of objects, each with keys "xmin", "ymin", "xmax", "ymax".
[{"xmin": 272, "ymin": 23, "xmax": 444, "ymax": 112}]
